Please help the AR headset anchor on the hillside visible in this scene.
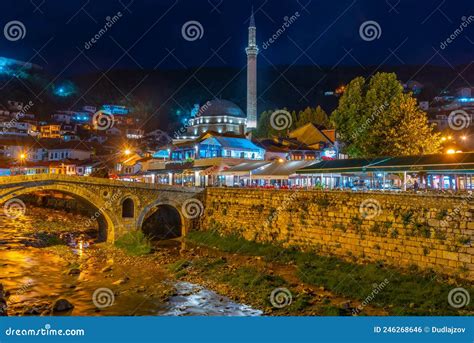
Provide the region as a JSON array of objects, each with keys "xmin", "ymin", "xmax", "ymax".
[{"xmin": 1, "ymin": 62, "xmax": 473, "ymax": 132}]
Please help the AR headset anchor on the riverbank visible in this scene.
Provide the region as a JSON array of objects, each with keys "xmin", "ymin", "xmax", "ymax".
[
  {"xmin": 0, "ymin": 206, "xmax": 261, "ymax": 316},
  {"xmin": 0, "ymin": 205, "xmax": 380, "ymax": 316},
  {"xmin": 1, "ymin": 205, "xmax": 472, "ymax": 316},
  {"xmin": 183, "ymin": 230, "xmax": 474, "ymax": 316}
]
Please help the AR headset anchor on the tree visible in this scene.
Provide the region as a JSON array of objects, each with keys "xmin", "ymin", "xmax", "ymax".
[
  {"xmin": 384, "ymin": 94, "xmax": 442, "ymax": 156},
  {"xmin": 330, "ymin": 76, "xmax": 365, "ymax": 156},
  {"xmin": 254, "ymin": 110, "xmax": 272, "ymax": 138},
  {"xmin": 296, "ymin": 106, "xmax": 330, "ymax": 128},
  {"xmin": 331, "ymin": 72, "xmax": 441, "ymax": 157}
]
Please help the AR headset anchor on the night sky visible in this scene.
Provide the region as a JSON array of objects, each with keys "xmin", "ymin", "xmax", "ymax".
[{"xmin": 0, "ymin": 0, "xmax": 473, "ymax": 76}]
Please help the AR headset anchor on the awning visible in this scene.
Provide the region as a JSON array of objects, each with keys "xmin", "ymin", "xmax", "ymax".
[
  {"xmin": 251, "ymin": 160, "xmax": 315, "ymax": 180},
  {"xmin": 202, "ymin": 165, "xmax": 227, "ymax": 175},
  {"xmin": 297, "ymin": 153, "xmax": 474, "ymax": 174},
  {"xmin": 219, "ymin": 161, "xmax": 272, "ymax": 176},
  {"xmin": 145, "ymin": 165, "xmax": 213, "ymax": 175}
]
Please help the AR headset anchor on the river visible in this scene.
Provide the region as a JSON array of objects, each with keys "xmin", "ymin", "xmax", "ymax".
[{"xmin": 0, "ymin": 206, "xmax": 262, "ymax": 316}]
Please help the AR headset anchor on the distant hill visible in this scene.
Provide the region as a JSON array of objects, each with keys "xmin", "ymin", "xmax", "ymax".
[{"xmin": 1, "ymin": 62, "xmax": 473, "ymax": 132}]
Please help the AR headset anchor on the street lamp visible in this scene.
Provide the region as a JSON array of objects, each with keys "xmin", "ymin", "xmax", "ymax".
[
  {"xmin": 19, "ymin": 153, "xmax": 27, "ymax": 175},
  {"xmin": 124, "ymin": 149, "xmax": 131, "ymax": 156}
]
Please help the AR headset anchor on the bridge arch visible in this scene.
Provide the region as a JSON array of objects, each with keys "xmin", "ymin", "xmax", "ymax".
[
  {"xmin": 137, "ymin": 201, "xmax": 186, "ymax": 240},
  {"xmin": 0, "ymin": 184, "xmax": 120, "ymax": 242}
]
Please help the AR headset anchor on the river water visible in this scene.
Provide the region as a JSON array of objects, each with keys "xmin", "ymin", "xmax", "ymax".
[{"xmin": 0, "ymin": 207, "xmax": 261, "ymax": 316}]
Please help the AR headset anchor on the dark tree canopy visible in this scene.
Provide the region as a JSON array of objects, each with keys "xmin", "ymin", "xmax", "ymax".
[{"xmin": 331, "ymin": 72, "xmax": 441, "ymax": 158}]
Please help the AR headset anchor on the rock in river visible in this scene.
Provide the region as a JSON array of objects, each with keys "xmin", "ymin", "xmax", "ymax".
[
  {"xmin": 113, "ymin": 277, "xmax": 129, "ymax": 285},
  {"xmin": 52, "ymin": 299, "xmax": 74, "ymax": 312},
  {"xmin": 68, "ymin": 268, "xmax": 81, "ymax": 275},
  {"xmin": 101, "ymin": 265, "xmax": 113, "ymax": 273},
  {"xmin": 0, "ymin": 283, "xmax": 7, "ymax": 316},
  {"xmin": 0, "ymin": 302, "xmax": 7, "ymax": 316}
]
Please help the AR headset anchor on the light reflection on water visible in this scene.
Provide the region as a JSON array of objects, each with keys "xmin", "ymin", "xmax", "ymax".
[
  {"xmin": 162, "ymin": 281, "xmax": 262, "ymax": 316},
  {"xmin": 0, "ymin": 210, "xmax": 261, "ymax": 316}
]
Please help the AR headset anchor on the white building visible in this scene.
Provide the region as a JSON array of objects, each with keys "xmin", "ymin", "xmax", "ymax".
[{"xmin": 180, "ymin": 99, "xmax": 247, "ymax": 141}]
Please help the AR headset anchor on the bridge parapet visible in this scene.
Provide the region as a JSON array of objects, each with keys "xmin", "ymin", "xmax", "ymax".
[
  {"xmin": 0, "ymin": 175, "xmax": 203, "ymax": 242},
  {"xmin": 0, "ymin": 174, "xmax": 203, "ymax": 193}
]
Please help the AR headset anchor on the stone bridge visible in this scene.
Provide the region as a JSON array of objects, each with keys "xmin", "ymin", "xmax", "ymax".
[{"xmin": 0, "ymin": 174, "xmax": 204, "ymax": 242}]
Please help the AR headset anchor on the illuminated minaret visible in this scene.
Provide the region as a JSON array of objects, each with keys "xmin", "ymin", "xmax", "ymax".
[{"xmin": 246, "ymin": 7, "xmax": 258, "ymax": 130}]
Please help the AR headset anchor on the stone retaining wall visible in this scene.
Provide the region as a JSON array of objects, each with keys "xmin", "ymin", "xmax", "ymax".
[{"xmin": 201, "ymin": 188, "xmax": 474, "ymax": 280}]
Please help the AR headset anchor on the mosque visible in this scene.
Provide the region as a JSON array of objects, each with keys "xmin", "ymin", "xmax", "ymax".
[
  {"xmin": 133, "ymin": 9, "xmax": 337, "ymax": 186},
  {"xmin": 178, "ymin": 9, "xmax": 258, "ymax": 139}
]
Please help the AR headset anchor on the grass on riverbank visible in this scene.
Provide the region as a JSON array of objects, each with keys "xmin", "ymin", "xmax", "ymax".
[
  {"xmin": 114, "ymin": 231, "xmax": 152, "ymax": 256},
  {"xmin": 168, "ymin": 257, "xmax": 326, "ymax": 315},
  {"xmin": 186, "ymin": 230, "xmax": 474, "ymax": 316}
]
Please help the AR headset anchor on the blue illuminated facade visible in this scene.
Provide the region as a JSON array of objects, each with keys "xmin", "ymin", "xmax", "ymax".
[
  {"xmin": 101, "ymin": 105, "xmax": 129, "ymax": 115},
  {"xmin": 169, "ymin": 135, "xmax": 264, "ymax": 161},
  {"xmin": 72, "ymin": 112, "xmax": 91, "ymax": 122},
  {"xmin": 458, "ymin": 97, "xmax": 474, "ymax": 103}
]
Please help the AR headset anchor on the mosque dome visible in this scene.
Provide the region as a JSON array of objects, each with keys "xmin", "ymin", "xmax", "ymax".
[{"xmin": 200, "ymin": 99, "xmax": 246, "ymax": 118}]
